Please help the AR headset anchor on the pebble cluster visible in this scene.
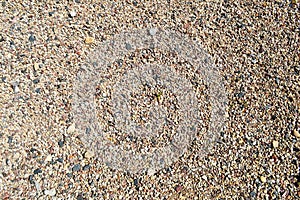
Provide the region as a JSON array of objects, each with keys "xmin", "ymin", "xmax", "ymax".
[{"xmin": 0, "ymin": 0, "xmax": 299, "ymax": 199}]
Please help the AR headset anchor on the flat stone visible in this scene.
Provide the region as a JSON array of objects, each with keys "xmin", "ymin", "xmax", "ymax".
[
  {"xmin": 84, "ymin": 150, "xmax": 95, "ymax": 159},
  {"xmin": 85, "ymin": 36, "xmax": 94, "ymax": 44},
  {"xmin": 273, "ymin": 140, "xmax": 279, "ymax": 148},
  {"xmin": 44, "ymin": 188, "xmax": 56, "ymax": 196},
  {"xmin": 294, "ymin": 130, "xmax": 300, "ymax": 138},
  {"xmin": 69, "ymin": 10, "xmax": 77, "ymax": 17},
  {"xmin": 45, "ymin": 154, "xmax": 52, "ymax": 162},
  {"xmin": 72, "ymin": 163, "xmax": 81, "ymax": 172},
  {"xmin": 149, "ymin": 28, "xmax": 157, "ymax": 36},
  {"xmin": 260, "ymin": 176, "xmax": 267, "ymax": 183},
  {"xmin": 67, "ymin": 123, "xmax": 76, "ymax": 133}
]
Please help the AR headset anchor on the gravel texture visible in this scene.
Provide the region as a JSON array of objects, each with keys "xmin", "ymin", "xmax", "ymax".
[{"xmin": 0, "ymin": 0, "xmax": 299, "ymax": 199}]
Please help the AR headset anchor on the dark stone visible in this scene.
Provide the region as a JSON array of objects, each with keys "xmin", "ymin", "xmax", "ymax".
[
  {"xmin": 33, "ymin": 78, "xmax": 39, "ymax": 84},
  {"xmin": 72, "ymin": 164, "xmax": 81, "ymax": 172},
  {"xmin": 33, "ymin": 168, "xmax": 42, "ymax": 174},
  {"xmin": 7, "ymin": 136, "xmax": 13, "ymax": 143},
  {"xmin": 58, "ymin": 140, "xmax": 64, "ymax": 147},
  {"xmin": 1, "ymin": 76, "xmax": 6, "ymax": 82},
  {"xmin": 28, "ymin": 175, "xmax": 34, "ymax": 184},
  {"xmin": 77, "ymin": 194, "xmax": 84, "ymax": 200},
  {"xmin": 133, "ymin": 1, "xmax": 138, "ymax": 6},
  {"xmin": 125, "ymin": 43, "xmax": 132, "ymax": 50},
  {"xmin": 57, "ymin": 158, "xmax": 63, "ymax": 163},
  {"xmin": 49, "ymin": 11, "xmax": 55, "ymax": 16},
  {"xmin": 66, "ymin": 172, "xmax": 73, "ymax": 178},
  {"xmin": 83, "ymin": 164, "xmax": 90, "ymax": 171},
  {"xmin": 86, "ymin": 127, "xmax": 91, "ymax": 134},
  {"xmin": 133, "ymin": 178, "xmax": 139, "ymax": 187},
  {"xmin": 35, "ymin": 88, "xmax": 41, "ymax": 93},
  {"xmin": 250, "ymin": 191, "xmax": 256, "ymax": 197},
  {"xmin": 29, "ymin": 35, "xmax": 36, "ymax": 42}
]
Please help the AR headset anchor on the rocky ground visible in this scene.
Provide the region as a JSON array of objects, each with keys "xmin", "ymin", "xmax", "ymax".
[{"xmin": 0, "ymin": 0, "xmax": 299, "ymax": 199}]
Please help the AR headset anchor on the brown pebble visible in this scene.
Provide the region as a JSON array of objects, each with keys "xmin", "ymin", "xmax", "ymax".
[
  {"xmin": 85, "ymin": 36, "xmax": 95, "ymax": 44},
  {"xmin": 294, "ymin": 130, "xmax": 300, "ymax": 138}
]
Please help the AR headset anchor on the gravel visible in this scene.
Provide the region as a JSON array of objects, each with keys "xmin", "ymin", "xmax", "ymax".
[{"xmin": 0, "ymin": 0, "xmax": 299, "ymax": 199}]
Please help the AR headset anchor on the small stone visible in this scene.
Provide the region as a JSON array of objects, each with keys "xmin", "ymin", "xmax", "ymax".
[
  {"xmin": 293, "ymin": 130, "xmax": 300, "ymax": 138},
  {"xmin": 7, "ymin": 136, "xmax": 13, "ymax": 143},
  {"xmin": 35, "ymin": 88, "xmax": 41, "ymax": 93},
  {"xmin": 85, "ymin": 36, "xmax": 95, "ymax": 44},
  {"xmin": 69, "ymin": 10, "xmax": 77, "ymax": 17},
  {"xmin": 45, "ymin": 154, "xmax": 52, "ymax": 162},
  {"xmin": 29, "ymin": 35, "xmax": 36, "ymax": 42},
  {"xmin": 272, "ymin": 140, "xmax": 279, "ymax": 148},
  {"xmin": 13, "ymin": 85, "xmax": 19, "ymax": 93},
  {"xmin": 67, "ymin": 123, "xmax": 76, "ymax": 133},
  {"xmin": 125, "ymin": 43, "xmax": 132, "ymax": 50},
  {"xmin": 83, "ymin": 164, "xmax": 90, "ymax": 170},
  {"xmin": 250, "ymin": 191, "xmax": 256, "ymax": 197},
  {"xmin": 33, "ymin": 168, "xmax": 42, "ymax": 174},
  {"xmin": 28, "ymin": 175, "xmax": 34, "ymax": 184},
  {"xmin": 260, "ymin": 176, "xmax": 267, "ymax": 183},
  {"xmin": 58, "ymin": 140, "xmax": 64, "ymax": 147},
  {"xmin": 33, "ymin": 78, "xmax": 40, "ymax": 84},
  {"xmin": 34, "ymin": 63, "xmax": 39, "ymax": 71},
  {"xmin": 84, "ymin": 150, "xmax": 95, "ymax": 159},
  {"xmin": 147, "ymin": 168, "xmax": 155, "ymax": 176},
  {"xmin": 57, "ymin": 158, "xmax": 63, "ymax": 163},
  {"xmin": 72, "ymin": 163, "xmax": 81, "ymax": 172},
  {"xmin": 1, "ymin": 76, "xmax": 6, "ymax": 83},
  {"xmin": 44, "ymin": 188, "xmax": 56, "ymax": 196},
  {"xmin": 149, "ymin": 28, "xmax": 157, "ymax": 36},
  {"xmin": 35, "ymin": 181, "xmax": 41, "ymax": 192}
]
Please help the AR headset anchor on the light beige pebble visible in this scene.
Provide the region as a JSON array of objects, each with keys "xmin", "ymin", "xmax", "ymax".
[
  {"xmin": 84, "ymin": 150, "xmax": 95, "ymax": 159},
  {"xmin": 85, "ymin": 36, "xmax": 95, "ymax": 44},
  {"xmin": 33, "ymin": 63, "xmax": 39, "ymax": 71},
  {"xmin": 273, "ymin": 140, "xmax": 279, "ymax": 148},
  {"xmin": 67, "ymin": 123, "xmax": 76, "ymax": 133},
  {"xmin": 294, "ymin": 130, "xmax": 300, "ymax": 138},
  {"xmin": 260, "ymin": 176, "xmax": 267, "ymax": 183},
  {"xmin": 45, "ymin": 154, "xmax": 52, "ymax": 162}
]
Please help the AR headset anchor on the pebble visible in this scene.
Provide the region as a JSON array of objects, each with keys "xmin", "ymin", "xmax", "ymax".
[
  {"xmin": 293, "ymin": 130, "xmax": 300, "ymax": 138},
  {"xmin": 13, "ymin": 85, "xmax": 19, "ymax": 93},
  {"xmin": 33, "ymin": 168, "xmax": 42, "ymax": 175},
  {"xmin": 69, "ymin": 10, "xmax": 77, "ymax": 17},
  {"xmin": 33, "ymin": 63, "xmax": 39, "ymax": 71},
  {"xmin": 44, "ymin": 188, "xmax": 56, "ymax": 196},
  {"xmin": 34, "ymin": 181, "xmax": 41, "ymax": 192},
  {"xmin": 72, "ymin": 164, "xmax": 81, "ymax": 172},
  {"xmin": 84, "ymin": 150, "xmax": 95, "ymax": 159},
  {"xmin": 85, "ymin": 36, "xmax": 95, "ymax": 44},
  {"xmin": 272, "ymin": 140, "xmax": 279, "ymax": 148},
  {"xmin": 58, "ymin": 140, "xmax": 64, "ymax": 147},
  {"xmin": 83, "ymin": 164, "xmax": 90, "ymax": 170},
  {"xmin": 149, "ymin": 28, "xmax": 157, "ymax": 36},
  {"xmin": 67, "ymin": 123, "xmax": 76, "ymax": 133},
  {"xmin": 260, "ymin": 176, "xmax": 267, "ymax": 183},
  {"xmin": 45, "ymin": 154, "xmax": 52, "ymax": 162},
  {"xmin": 28, "ymin": 35, "xmax": 36, "ymax": 42}
]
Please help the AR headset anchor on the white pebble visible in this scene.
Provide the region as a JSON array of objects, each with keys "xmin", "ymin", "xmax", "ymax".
[
  {"xmin": 44, "ymin": 188, "xmax": 56, "ymax": 196},
  {"xmin": 69, "ymin": 10, "xmax": 77, "ymax": 17},
  {"xmin": 67, "ymin": 123, "xmax": 76, "ymax": 133},
  {"xmin": 149, "ymin": 28, "xmax": 157, "ymax": 36}
]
